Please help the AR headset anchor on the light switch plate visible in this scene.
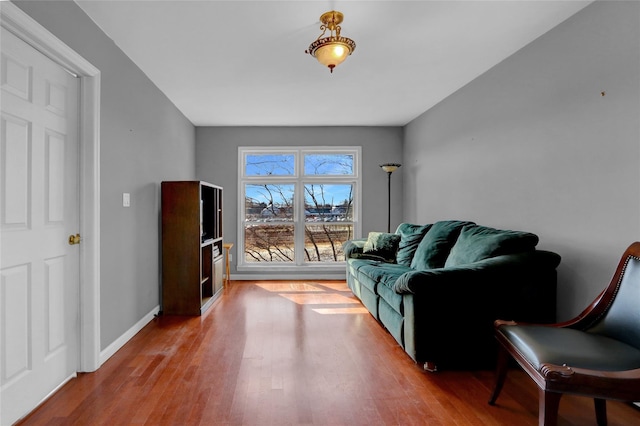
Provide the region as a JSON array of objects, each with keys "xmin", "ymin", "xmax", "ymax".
[{"xmin": 123, "ymin": 193, "xmax": 130, "ymax": 207}]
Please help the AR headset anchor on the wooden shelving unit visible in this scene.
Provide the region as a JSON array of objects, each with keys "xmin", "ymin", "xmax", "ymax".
[{"xmin": 161, "ymin": 181, "xmax": 223, "ymax": 315}]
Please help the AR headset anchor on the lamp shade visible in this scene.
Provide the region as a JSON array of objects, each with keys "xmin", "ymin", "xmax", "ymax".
[
  {"xmin": 315, "ymin": 44, "xmax": 346, "ymax": 68},
  {"xmin": 380, "ymin": 163, "xmax": 401, "ymax": 173},
  {"xmin": 314, "ymin": 39, "xmax": 351, "ymax": 69}
]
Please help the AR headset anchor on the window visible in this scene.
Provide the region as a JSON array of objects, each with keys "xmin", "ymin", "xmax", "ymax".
[{"xmin": 239, "ymin": 147, "xmax": 361, "ymax": 270}]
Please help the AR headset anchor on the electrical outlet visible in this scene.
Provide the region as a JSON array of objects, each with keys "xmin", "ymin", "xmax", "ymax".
[{"xmin": 229, "ymin": 254, "xmax": 232, "ymax": 262}]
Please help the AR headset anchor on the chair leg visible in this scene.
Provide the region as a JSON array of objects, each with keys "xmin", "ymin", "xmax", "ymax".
[
  {"xmin": 488, "ymin": 345, "xmax": 510, "ymax": 405},
  {"xmin": 539, "ymin": 389, "xmax": 562, "ymax": 426},
  {"xmin": 594, "ymin": 398, "xmax": 607, "ymax": 426}
]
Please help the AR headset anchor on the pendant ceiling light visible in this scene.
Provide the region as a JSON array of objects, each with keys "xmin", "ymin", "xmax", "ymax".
[{"xmin": 305, "ymin": 10, "xmax": 356, "ymax": 73}]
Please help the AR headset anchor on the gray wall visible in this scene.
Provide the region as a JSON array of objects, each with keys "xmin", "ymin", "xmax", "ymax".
[
  {"xmin": 14, "ymin": 0, "xmax": 639, "ymax": 346},
  {"xmin": 14, "ymin": 1, "xmax": 196, "ymax": 349},
  {"xmin": 196, "ymin": 126, "xmax": 403, "ymax": 277},
  {"xmin": 404, "ymin": 1, "xmax": 640, "ymax": 320}
]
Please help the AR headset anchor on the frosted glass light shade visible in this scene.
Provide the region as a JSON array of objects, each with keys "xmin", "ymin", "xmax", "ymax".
[{"xmin": 315, "ymin": 42, "xmax": 350, "ymax": 69}]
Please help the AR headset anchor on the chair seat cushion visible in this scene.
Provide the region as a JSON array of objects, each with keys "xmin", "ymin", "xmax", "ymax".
[{"xmin": 500, "ymin": 325, "xmax": 640, "ymax": 371}]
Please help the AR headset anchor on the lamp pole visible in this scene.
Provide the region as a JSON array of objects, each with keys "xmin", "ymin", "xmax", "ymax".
[{"xmin": 380, "ymin": 163, "xmax": 401, "ymax": 233}]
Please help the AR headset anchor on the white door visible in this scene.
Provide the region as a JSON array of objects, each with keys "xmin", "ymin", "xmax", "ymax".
[{"xmin": 0, "ymin": 27, "xmax": 80, "ymax": 425}]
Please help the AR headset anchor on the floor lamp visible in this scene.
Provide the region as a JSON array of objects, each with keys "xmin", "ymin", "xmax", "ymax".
[{"xmin": 380, "ymin": 163, "xmax": 401, "ymax": 233}]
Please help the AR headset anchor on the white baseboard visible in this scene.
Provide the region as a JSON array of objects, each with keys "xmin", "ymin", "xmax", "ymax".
[
  {"xmin": 230, "ymin": 273, "xmax": 346, "ymax": 281},
  {"xmin": 99, "ymin": 305, "xmax": 160, "ymax": 366}
]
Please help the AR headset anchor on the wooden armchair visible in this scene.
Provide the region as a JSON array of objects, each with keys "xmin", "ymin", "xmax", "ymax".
[{"xmin": 488, "ymin": 242, "xmax": 640, "ymax": 426}]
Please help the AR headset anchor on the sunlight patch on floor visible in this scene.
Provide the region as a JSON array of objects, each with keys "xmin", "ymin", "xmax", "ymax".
[
  {"xmin": 279, "ymin": 293, "xmax": 359, "ymax": 305},
  {"xmin": 254, "ymin": 281, "xmax": 365, "ymax": 314},
  {"xmin": 256, "ymin": 282, "xmax": 324, "ymax": 292},
  {"xmin": 312, "ymin": 307, "xmax": 369, "ymax": 315},
  {"xmin": 315, "ymin": 282, "xmax": 351, "ymax": 292}
]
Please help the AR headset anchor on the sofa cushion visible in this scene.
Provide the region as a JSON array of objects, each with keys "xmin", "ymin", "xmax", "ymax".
[
  {"xmin": 347, "ymin": 257, "xmax": 374, "ymax": 272},
  {"xmin": 379, "ymin": 298, "xmax": 404, "ymax": 347},
  {"xmin": 349, "ymin": 252, "xmax": 395, "ymax": 263},
  {"xmin": 377, "ymin": 264, "xmax": 413, "ymax": 314},
  {"xmin": 444, "ymin": 224, "xmax": 539, "ymax": 267},
  {"xmin": 377, "ymin": 279, "xmax": 405, "ymax": 315},
  {"xmin": 363, "ymin": 232, "xmax": 401, "ymax": 262},
  {"xmin": 395, "ymin": 223, "xmax": 432, "ymax": 266},
  {"xmin": 350, "ymin": 261, "xmax": 412, "ymax": 295},
  {"xmin": 352, "ymin": 263, "xmax": 381, "ymax": 293},
  {"xmin": 410, "ymin": 220, "xmax": 474, "ymax": 270}
]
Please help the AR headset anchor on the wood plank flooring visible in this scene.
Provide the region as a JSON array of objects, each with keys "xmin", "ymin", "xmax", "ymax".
[{"xmin": 18, "ymin": 281, "xmax": 640, "ymax": 425}]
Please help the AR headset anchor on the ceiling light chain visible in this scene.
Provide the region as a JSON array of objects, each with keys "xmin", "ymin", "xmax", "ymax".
[{"xmin": 305, "ymin": 10, "xmax": 356, "ymax": 73}]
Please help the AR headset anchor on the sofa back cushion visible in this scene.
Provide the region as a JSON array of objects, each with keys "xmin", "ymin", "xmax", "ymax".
[
  {"xmin": 395, "ymin": 223, "xmax": 432, "ymax": 266},
  {"xmin": 410, "ymin": 220, "xmax": 474, "ymax": 270},
  {"xmin": 444, "ymin": 224, "xmax": 539, "ymax": 267},
  {"xmin": 363, "ymin": 232, "xmax": 401, "ymax": 262}
]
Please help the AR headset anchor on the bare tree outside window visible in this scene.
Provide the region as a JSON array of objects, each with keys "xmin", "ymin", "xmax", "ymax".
[
  {"xmin": 244, "ymin": 183, "xmax": 294, "ymax": 262},
  {"xmin": 303, "ymin": 183, "xmax": 353, "ymax": 261}
]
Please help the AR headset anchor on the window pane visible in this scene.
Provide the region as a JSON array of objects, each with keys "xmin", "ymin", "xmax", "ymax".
[
  {"xmin": 245, "ymin": 154, "xmax": 294, "ymax": 176},
  {"xmin": 304, "ymin": 224, "xmax": 353, "ymax": 262},
  {"xmin": 245, "ymin": 184, "xmax": 294, "ymax": 222},
  {"xmin": 244, "ymin": 224, "xmax": 294, "ymax": 263},
  {"xmin": 304, "ymin": 154, "xmax": 354, "ymax": 175},
  {"xmin": 304, "ymin": 184, "xmax": 353, "ymax": 222}
]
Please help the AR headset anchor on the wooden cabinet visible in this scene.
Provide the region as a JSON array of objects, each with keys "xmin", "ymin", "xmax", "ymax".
[{"xmin": 161, "ymin": 181, "xmax": 223, "ymax": 315}]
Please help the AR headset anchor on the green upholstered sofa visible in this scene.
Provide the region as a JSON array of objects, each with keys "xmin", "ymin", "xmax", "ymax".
[{"xmin": 343, "ymin": 220, "xmax": 561, "ymax": 371}]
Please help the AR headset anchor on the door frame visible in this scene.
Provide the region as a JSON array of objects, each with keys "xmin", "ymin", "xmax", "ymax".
[{"xmin": 1, "ymin": 3, "xmax": 101, "ymax": 372}]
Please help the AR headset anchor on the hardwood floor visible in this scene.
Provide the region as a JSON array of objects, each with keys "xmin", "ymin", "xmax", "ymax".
[{"xmin": 18, "ymin": 281, "xmax": 640, "ymax": 425}]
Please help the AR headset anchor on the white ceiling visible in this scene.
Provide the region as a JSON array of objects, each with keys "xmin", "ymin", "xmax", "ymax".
[{"xmin": 75, "ymin": 0, "xmax": 593, "ymax": 127}]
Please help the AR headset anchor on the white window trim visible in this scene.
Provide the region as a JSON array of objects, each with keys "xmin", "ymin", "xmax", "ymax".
[{"xmin": 238, "ymin": 146, "xmax": 362, "ymax": 272}]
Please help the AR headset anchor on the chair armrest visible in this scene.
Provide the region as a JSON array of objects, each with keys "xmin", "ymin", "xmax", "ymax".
[
  {"xmin": 541, "ymin": 363, "xmax": 640, "ymax": 380},
  {"xmin": 540, "ymin": 364, "xmax": 640, "ymax": 401},
  {"xmin": 343, "ymin": 239, "xmax": 366, "ymax": 259}
]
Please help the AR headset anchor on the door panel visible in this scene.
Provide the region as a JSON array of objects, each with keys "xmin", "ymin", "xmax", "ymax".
[
  {"xmin": 1, "ymin": 114, "xmax": 30, "ymax": 228},
  {"xmin": 0, "ymin": 27, "xmax": 80, "ymax": 425}
]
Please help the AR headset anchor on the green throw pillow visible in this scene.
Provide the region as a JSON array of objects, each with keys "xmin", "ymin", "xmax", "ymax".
[
  {"xmin": 363, "ymin": 232, "xmax": 401, "ymax": 262},
  {"xmin": 444, "ymin": 224, "xmax": 539, "ymax": 267},
  {"xmin": 395, "ymin": 223, "xmax": 432, "ymax": 266}
]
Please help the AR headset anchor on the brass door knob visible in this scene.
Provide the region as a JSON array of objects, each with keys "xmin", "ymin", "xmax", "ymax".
[{"xmin": 68, "ymin": 234, "xmax": 81, "ymax": 245}]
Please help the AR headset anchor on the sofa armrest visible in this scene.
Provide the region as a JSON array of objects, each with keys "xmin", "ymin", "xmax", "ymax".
[
  {"xmin": 394, "ymin": 250, "xmax": 561, "ymax": 295},
  {"xmin": 343, "ymin": 239, "xmax": 367, "ymax": 259},
  {"xmin": 398, "ymin": 250, "xmax": 560, "ymax": 367}
]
